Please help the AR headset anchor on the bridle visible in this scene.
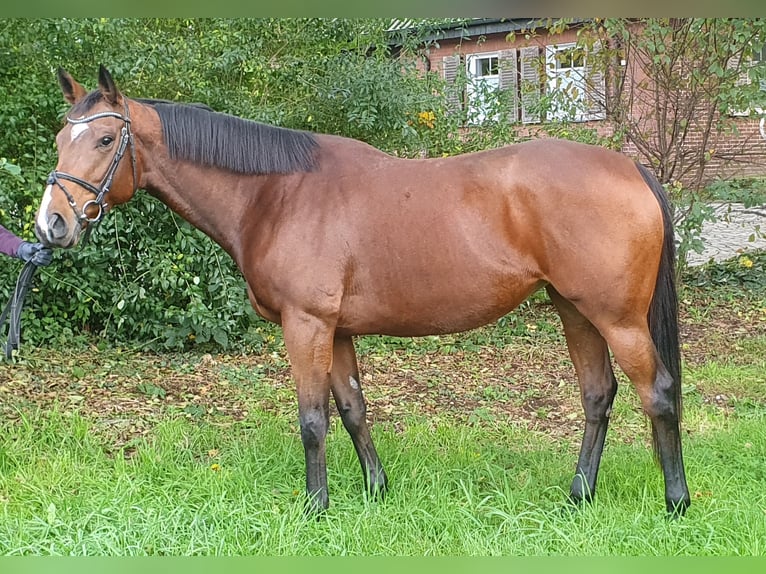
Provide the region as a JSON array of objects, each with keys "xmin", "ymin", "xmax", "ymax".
[{"xmin": 46, "ymin": 99, "xmax": 137, "ymax": 227}]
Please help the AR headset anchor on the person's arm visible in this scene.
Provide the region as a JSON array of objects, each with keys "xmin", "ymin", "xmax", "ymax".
[{"xmin": 0, "ymin": 223, "xmax": 23, "ymax": 258}]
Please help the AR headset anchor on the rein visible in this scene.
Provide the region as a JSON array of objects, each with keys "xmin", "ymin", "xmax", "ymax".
[
  {"xmin": 46, "ymin": 101, "xmax": 137, "ymax": 229},
  {"xmin": 0, "ymin": 260, "xmax": 39, "ymax": 360}
]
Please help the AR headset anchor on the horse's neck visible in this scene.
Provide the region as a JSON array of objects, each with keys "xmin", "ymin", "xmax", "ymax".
[{"xmin": 143, "ymin": 165, "xmax": 257, "ymax": 259}]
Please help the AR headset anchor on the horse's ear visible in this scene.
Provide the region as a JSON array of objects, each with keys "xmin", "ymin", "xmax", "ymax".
[
  {"xmin": 97, "ymin": 65, "xmax": 121, "ymax": 105},
  {"xmin": 57, "ymin": 67, "xmax": 88, "ymax": 105}
]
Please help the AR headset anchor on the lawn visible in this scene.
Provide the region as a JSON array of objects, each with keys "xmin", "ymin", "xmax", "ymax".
[{"xmin": 0, "ymin": 254, "xmax": 765, "ymax": 555}]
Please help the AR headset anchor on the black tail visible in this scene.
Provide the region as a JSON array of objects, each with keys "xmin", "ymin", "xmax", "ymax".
[{"xmin": 635, "ymin": 162, "xmax": 682, "ymax": 457}]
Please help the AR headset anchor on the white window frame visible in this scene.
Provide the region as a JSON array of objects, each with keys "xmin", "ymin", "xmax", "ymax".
[
  {"xmin": 466, "ymin": 51, "xmax": 501, "ymax": 124},
  {"xmin": 757, "ymin": 46, "xmax": 766, "ymax": 140},
  {"xmin": 545, "ymin": 42, "xmax": 591, "ymax": 122},
  {"xmin": 753, "ymin": 44, "xmax": 766, "ymax": 114},
  {"xmin": 729, "ymin": 44, "xmax": 766, "ymax": 117}
]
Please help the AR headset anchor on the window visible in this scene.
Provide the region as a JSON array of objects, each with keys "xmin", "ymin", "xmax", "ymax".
[
  {"xmin": 441, "ymin": 42, "xmax": 604, "ymax": 125},
  {"xmin": 756, "ymin": 45, "xmax": 766, "ymax": 92},
  {"xmin": 466, "ymin": 53, "xmax": 500, "ymax": 123},
  {"xmin": 545, "ymin": 42, "xmax": 604, "ymax": 122},
  {"xmin": 553, "ymin": 45, "xmax": 586, "ymax": 70},
  {"xmin": 754, "ymin": 45, "xmax": 766, "ymax": 115},
  {"xmin": 730, "ymin": 44, "xmax": 766, "ymax": 116},
  {"xmin": 442, "ymin": 50, "xmax": 518, "ymax": 124}
]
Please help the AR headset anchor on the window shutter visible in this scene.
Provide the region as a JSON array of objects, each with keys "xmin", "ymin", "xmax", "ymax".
[
  {"xmin": 498, "ymin": 49, "xmax": 519, "ymax": 123},
  {"xmin": 442, "ymin": 54, "xmax": 463, "ymax": 114},
  {"xmin": 728, "ymin": 53, "xmax": 748, "ymax": 87},
  {"xmin": 727, "ymin": 53, "xmax": 753, "ymax": 117},
  {"xmin": 585, "ymin": 41, "xmax": 606, "ymax": 120},
  {"xmin": 760, "ymin": 46, "xmax": 766, "ymax": 92},
  {"xmin": 520, "ymin": 46, "xmax": 541, "ymax": 124}
]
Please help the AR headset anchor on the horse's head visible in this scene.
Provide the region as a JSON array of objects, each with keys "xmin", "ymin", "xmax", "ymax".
[{"xmin": 36, "ymin": 66, "xmax": 139, "ymax": 248}]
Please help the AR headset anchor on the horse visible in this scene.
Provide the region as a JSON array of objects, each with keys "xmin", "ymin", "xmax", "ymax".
[{"xmin": 35, "ymin": 65, "xmax": 690, "ymax": 517}]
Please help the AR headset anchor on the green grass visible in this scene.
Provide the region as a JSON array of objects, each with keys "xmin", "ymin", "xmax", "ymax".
[
  {"xmin": 0, "ymin": 402, "xmax": 764, "ymax": 555},
  {"xmin": 1, "ymin": 255, "xmax": 765, "ymax": 555}
]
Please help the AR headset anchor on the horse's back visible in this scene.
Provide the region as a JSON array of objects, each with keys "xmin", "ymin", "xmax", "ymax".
[
  {"xmin": 251, "ymin": 136, "xmax": 665, "ymax": 336},
  {"xmin": 318, "ymin": 135, "xmax": 663, "ymax": 285}
]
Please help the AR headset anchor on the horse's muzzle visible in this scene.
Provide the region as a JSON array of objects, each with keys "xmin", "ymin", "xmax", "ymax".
[{"xmin": 35, "ymin": 214, "xmax": 78, "ymax": 248}]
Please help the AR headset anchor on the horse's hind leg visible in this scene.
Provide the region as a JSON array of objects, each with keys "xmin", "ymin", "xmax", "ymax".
[
  {"xmin": 600, "ymin": 322, "xmax": 690, "ymax": 516},
  {"xmin": 330, "ymin": 336, "xmax": 388, "ymax": 498},
  {"xmin": 548, "ymin": 286, "xmax": 618, "ymax": 505}
]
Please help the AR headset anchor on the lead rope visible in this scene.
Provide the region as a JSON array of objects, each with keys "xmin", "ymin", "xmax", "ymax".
[{"xmin": 0, "ymin": 260, "xmax": 40, "ymax": 360}]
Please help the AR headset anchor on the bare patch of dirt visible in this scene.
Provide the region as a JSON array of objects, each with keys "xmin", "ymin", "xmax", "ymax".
[{"xmin": 1, "ymin": 298, "xmax": 764, "ymax": 451}]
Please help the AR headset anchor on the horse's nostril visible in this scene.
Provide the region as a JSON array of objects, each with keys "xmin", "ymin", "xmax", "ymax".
[{"xmin": 48, "ymin": 213, "xmax": 68, "ymax": 240}]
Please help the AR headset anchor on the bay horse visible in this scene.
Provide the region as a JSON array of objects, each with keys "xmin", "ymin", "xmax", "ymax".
[{"xmin": 35, "ymin": 66, "xmax": 690, "ymax": 516}]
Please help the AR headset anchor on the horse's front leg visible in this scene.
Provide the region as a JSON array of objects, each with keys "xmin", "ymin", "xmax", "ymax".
[
  {"xmin": 330, "ymin": 336, "xmax": 388, "ymax": 498},
  {"xmin": 282, "ymin": 310, "xmax": 336, "ymax": 513}
]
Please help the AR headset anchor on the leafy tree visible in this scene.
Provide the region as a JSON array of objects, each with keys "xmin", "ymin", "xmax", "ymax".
[{"xmin": 577, "ymin": 19, "xmax": 766, "ymax": 188}]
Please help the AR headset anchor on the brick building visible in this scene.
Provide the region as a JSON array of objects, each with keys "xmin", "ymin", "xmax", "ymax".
[{"xmin": 392, "ymin": 18, "xmax": 766, "ymax": 188}]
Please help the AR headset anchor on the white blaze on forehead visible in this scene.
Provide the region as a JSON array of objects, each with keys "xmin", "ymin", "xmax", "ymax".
[
  {"xmin": 70, "ymin": 122, "xmax": 89, "ymax": 142},
  {"xmin": 348, "ymin": 376, "xmax": 359, "ymax": 390},
  {"xmin": 36, "ymin": 184, "xmax": 54, "ymax": 234}
]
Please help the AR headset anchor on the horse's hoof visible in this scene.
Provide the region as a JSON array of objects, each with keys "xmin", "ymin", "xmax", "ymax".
[
  {"xmin": 666, "ymin": 497, "xmax": 690, "ymax": 519},
  {"xmin": 561, "ymin": 495, "xmax": 585, "ymax": 516},
  {"xmin": 568, "ymin": 491, "xmax": 593, "ymax": 507},
  {"xmin": 366, "ymin": 483, "xmax": 388, "ymax": 502},
  {"xmin": 365, "ymin": 470, "xmax": 389, "ymax": 501},
  {"xmin": 303, "ymin": 492, "xmax": 329, "ymax": 517}
]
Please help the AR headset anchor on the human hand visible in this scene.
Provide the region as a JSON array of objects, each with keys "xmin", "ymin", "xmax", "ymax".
[{"xmin": 16, "ymin": 241, "xmax": 53, "ymax": 266}]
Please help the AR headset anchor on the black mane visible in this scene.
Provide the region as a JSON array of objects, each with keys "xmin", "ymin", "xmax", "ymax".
[
  {"xmin": 73, "ymin": 91, "xmax": 319, "ymax": 175},
  {"xmin": 145, "ymin": 100, "xmax": 319, "ymax": 175}
]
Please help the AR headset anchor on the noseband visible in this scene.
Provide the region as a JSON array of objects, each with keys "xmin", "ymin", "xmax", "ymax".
[{"xmin": 46, "ymin": 100, "xmax": 137, "ymax": 226}]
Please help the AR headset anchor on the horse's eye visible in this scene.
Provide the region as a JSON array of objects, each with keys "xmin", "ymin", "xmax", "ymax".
[{"xmin": 99, "ymin": 136, "xmax": 114, "ymax": 147}]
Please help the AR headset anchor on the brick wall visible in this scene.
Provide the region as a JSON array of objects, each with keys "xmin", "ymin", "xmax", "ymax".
[
  {"xmin": 420, "ymin": 26, "xmax": 766, "ymax": 188},
  {"xmin": 693, "ymin": 118, "xmax": 766, "ymax": 182}
]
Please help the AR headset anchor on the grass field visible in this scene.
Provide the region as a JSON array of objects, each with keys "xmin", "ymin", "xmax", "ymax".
[{"xmin": 1, "ymin": 255, "xmax": 765, "ymax": 555}]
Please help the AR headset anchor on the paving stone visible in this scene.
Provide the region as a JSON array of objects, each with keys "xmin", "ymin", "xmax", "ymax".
[{"xmin": 685, "ymin": 202, "xmax": 766, "ymax": 267}]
